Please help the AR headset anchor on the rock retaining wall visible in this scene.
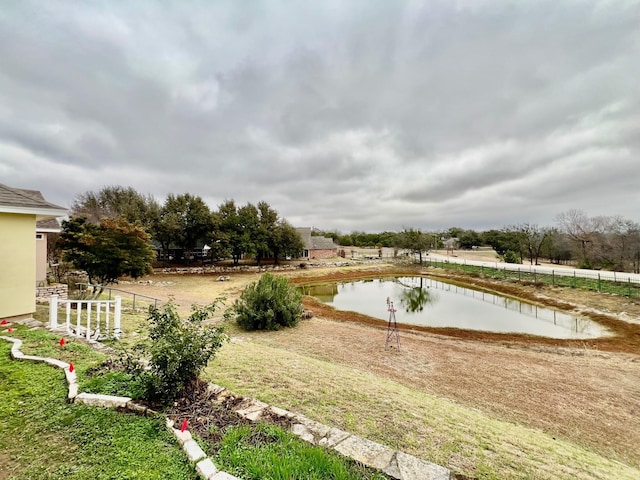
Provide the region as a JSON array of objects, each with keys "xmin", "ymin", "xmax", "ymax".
[{"xmin": 36, "ymin": 284, "xmax": 68, "ymax": 301}]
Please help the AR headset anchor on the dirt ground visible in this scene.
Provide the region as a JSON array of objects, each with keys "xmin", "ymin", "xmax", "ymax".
[{"xmin": 122, "ymin": 262, "xmax": 640, "ymax": 469}]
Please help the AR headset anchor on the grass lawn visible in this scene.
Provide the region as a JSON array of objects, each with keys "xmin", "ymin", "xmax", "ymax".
[
  {"xmin": 0, "ymin": 328, "xmax": 197, "ymax": 480},
  {"xmin": 206, "ymin": 328, "xmax": 640, "ymax": 480}
]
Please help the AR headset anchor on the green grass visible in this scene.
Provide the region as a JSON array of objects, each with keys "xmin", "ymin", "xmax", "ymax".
[
  {"xmin": 215, "ymin": 423, "xmax": 389, "ymax": 480},
  {"xmin": 0, "ymin": 325, "xmax": 399, "ymax": 480},
  {"xmin": 0, "ymin": 330, "xmax": 197, "ymax": 480}
]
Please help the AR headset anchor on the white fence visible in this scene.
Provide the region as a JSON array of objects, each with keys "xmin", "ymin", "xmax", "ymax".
[{"xmin": 49, "ymin": 294, "xmax": 121, "ymax": 340}]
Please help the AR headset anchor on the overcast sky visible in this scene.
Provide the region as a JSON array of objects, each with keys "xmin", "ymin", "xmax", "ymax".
[{"xmin": 1, "ymin": 1, "xmax": 639, "ymax": 232}]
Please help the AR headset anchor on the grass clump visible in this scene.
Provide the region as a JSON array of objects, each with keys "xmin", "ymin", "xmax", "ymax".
[{"xmin": 215, "ymin": 423, "xmax": 389, "ymax": 480}]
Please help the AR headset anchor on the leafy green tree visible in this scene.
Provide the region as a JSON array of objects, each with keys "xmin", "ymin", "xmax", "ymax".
[
  {"xmin": 158, "ymin": 193, "xmax": 212, "ymax": 262},
  {"xmin": 482, "ymin": 229, "xmax": 522, "ymax": 259},
  {"xmin": 271, "ymin": 220, "xmax": 305, "ymax": 263},
  {"xmin": 60, "ymin": 216, "xmax": 155, "ymax": 287},
  {"xmin": 71, "ymin": 186, "xmax": 160, "ymax": 231},
  {"xmin": 398, "ymin": 228, "xmax": 432, "ymax": 263},
  {"xmin": 232, "ymin": 273, "xmax": 302, "ymax": 330},
  {"xmin": 255, "ymin": 201, "xmax": 278, "ymax": 265},
  {"xmin": 458, "ymin": 230, "xmax": 482, "ymax": 249}
]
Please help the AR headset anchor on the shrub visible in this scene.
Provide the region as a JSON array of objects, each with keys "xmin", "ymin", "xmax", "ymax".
[
  {"xmin": 503, "ymin": 250, "xmax": 521, "ymax": 264},
  {"xmin": 232, "ymin": 273, "xmax": 302, "ymax": 331},
  {"xmin": 131, "ymin": 300, "xmax": 227, "ymax": 404}
]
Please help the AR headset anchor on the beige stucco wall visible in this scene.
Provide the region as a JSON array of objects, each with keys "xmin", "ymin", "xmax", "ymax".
[
  {"xmin": 0, "ymin": 213, "xmax": 36, "ymax": 319},
  {"xmin": 35, "ymin": 232, "xmax": 48, "ymax": 284}
]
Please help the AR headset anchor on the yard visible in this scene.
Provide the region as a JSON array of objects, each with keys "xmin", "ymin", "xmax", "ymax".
[{"xmin": 115, "ymin": 262, "xmax": 640, "ymax": 479}]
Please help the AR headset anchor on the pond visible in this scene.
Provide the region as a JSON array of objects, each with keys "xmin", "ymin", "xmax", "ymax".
[{"xmin": 300, "ymin": 277, "xmax": 609, "ymax": 339}]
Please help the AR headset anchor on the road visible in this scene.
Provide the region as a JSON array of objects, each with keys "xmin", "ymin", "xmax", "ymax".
[{"xmin": 425, "ymin": 251, "xmax": 640, "ymax": 284}]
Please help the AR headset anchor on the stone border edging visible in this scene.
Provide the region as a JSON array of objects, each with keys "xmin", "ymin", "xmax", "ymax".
[
  {"xmin": 204, "ymin": 384, "xmax": 453, "ymax": 480},
  {"xmin": 1, "ymin": 333, "xmax": 453, "ymax": 480},
  {"xmin": 0, "ymin": 334, "xmax": 240, "ymax": 480}
]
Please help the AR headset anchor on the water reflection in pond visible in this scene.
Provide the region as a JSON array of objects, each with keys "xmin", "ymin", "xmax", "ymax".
[{"xmin": 301, "ymin": 277, "xmax": 609, "ymax": 339}]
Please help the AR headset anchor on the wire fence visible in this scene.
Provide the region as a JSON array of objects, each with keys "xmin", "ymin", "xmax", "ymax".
[
  {"xmin": 421, "ymin": 258, "xmax": 640, "ymax": 298},
  {"xmin": 75, "ymin": 283, "xmax": 162, "ymax": 311}
]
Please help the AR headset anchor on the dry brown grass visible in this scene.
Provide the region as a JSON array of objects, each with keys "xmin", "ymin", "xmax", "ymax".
[{"xmin": 121, "ymin": 264, "xmax": 640, "ymax": 479}]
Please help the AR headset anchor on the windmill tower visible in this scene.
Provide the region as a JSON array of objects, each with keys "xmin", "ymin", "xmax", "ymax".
[{"xmin": 385, "ymin": 297, "xmax": 401, "ymax": 350}]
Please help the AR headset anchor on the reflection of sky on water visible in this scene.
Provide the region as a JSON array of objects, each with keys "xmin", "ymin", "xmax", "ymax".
[{"xmin": 302, "ymin": 277, "xmax": 609, "ymax": 339}]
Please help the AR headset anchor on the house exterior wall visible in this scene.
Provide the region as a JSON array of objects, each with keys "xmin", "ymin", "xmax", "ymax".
[
  {"xmin": 309, "ymin": 249, "xmax": 337, "ymax": 260},
  {"xmin": 35, "ymin": 232, "xmax": 47, "ymax": 284},
  {"xmin": 0, "ymin": 213, "xmax": 36, "ymax": 319}
]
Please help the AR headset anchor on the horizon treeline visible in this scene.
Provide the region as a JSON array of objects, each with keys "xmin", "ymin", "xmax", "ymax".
[
  {"xmin": 64, "ymin": 186, "xmax": 640, "ymax": 273},
  {"xmin": 67, "ymin": 186, "xmax": 304, "ymax": 265},
  {"xmin": 316, "ymin": 210, "xmax": 640, "ymax": 273}
]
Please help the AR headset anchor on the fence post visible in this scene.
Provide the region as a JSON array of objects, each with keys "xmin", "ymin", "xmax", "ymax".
[
  {"xmin": 552, "ymin": 270, "xmax": 555, "ymax": 286},
  {"xmin": 132, "ymin": 294, "xmax": 136, "ymax": 311},
  {"xmin": 598, "ymin": 273, "xmax": 601, "ymax": 292},
  {"xmin": 114, "ymin": 296, "xmax": 122, "ymax": 339},
  {"xmin": 86, "ymin": 302, "xmax": 92, "ymax": 340},
  {"xmin": 49, "ymin": 294, "xmax": 59, "ymax": 329},
  {"xmin": 628, "ymin": 278, "xmax": 631, "ymax": 297}
]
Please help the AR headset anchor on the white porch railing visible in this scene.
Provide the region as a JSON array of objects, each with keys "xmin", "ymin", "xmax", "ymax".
[{"xmin": 49, "ymin": 294, "xmax": 121, "ymax": 340}]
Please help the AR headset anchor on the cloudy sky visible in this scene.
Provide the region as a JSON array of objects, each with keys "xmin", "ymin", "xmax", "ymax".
[{"xmin": 1, "ymin": 1, "xmax": 639, "ymax": 232}]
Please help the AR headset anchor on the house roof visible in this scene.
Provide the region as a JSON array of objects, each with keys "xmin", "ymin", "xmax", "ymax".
[
  {"xmin": 296, "ymin": 227, "xmax": 313, "ymax": 249},
  {"xmin": 0, "ymin": 183, "xmax": 67, "ymax": 220},
  {"xmin": 295, "ymin": 227, "xmax": 336, "ymax": 251},
  {"xmin": 36, "ymin": 218, "xmax": 61, "ymax": 232},
  {"xmin": 311, "ymin": 236, "xmax": 337, "ymax": 250}
]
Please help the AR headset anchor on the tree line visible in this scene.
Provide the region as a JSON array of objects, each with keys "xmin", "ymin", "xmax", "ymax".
[
  {"xmin": 55, "ymin": 186, "xmax": 640, "ymax": 277},
  {"xmin": 315, "ymin": 210, "xmax": 640, "ymax": 273},
  {"xmin": 57, "ymin": 186, "xmax": 305, "ymax": 282}
]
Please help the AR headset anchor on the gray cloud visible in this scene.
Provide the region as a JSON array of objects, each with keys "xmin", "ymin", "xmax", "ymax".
[{"xmin": 1, "ymin": 0, "xmax": 639, "ymax": 232}]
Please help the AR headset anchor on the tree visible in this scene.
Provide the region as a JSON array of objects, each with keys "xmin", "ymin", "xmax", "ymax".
[
  {"xmin": 458, "ymin": 229, "xmax": 482, "ymax": 249},
  {"xmin": 483, "ymin": 229, "xmax": 523, "ymax": 262},
  {"xmin": 271, "ymin": 220, "xmax": 305, "ymax": 263},
  {"xmin": 255, "ymin": 201, "xmax": 278, "ymax": 265},
  {"xmin": 398, "ymin": 228, "xmax": 432, "ymax": 264},
  {"xmin": 60, "ymin": 216, "xmax": 155, "ymax": 288},
  {"xmin": 71, "ymin": 185, "xmax": 160, "ymax": 231},
  {"xmin": 513, "ymin": 223, "xmax": 549, "ymax": 265},
  {"xmin": 540, "ymin": 228, "xmax": 573, "ymax": 265},
  {"xmin": 158, "ymin": 194, "xmax": 212, "ymax": 263},
  {"xmin": 556, "ymin": 209, "xmax": 599, "ymax": 267}
]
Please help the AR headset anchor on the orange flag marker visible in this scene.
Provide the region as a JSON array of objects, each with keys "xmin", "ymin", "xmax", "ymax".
[
  {"xmin": 69, "ymin": 363, "xmax": 74, "ymax": 373},
  {"xmin": 59, "ymin": 338, "xmax": 66, "ymax": 346}
]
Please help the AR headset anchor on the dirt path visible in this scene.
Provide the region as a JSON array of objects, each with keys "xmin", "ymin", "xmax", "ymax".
[{"xmin": 121, "ymin": 264, "xmax": 640, "ymax": 468}]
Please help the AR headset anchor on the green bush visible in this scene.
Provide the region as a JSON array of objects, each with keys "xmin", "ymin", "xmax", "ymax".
[
  {"xmin": 232, "ymin": 273, "xmax": 302, "ymax": 331},
  {"xmin": 130, "ymin": 300, "xmax": 227, "ymax": 404},
  {"xmin": 503, "ymin": 250, "xmax": 521, "ymax": 264}
]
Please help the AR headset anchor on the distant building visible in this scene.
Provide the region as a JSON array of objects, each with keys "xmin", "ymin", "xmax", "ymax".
[
  {"xmin": 0, "ymin": 184, "xmax": 66, "ymax": 320},
  {"xmin": 296, "ymin": 228, "xmax": 337, "ymax": 260}
]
